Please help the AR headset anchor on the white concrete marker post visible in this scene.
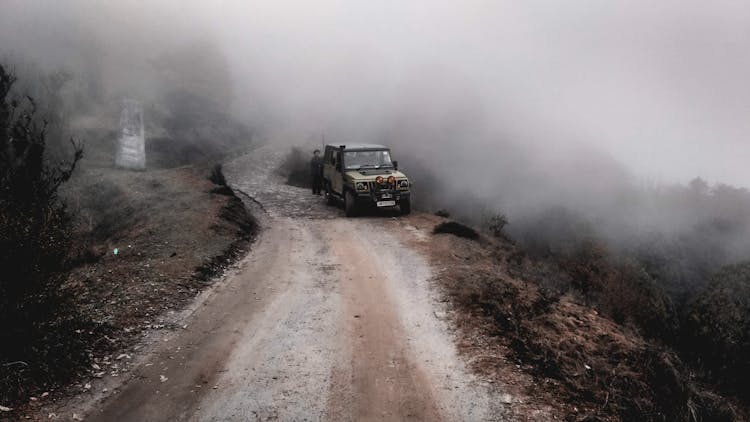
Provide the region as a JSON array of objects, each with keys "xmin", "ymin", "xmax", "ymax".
[{"xmin": 115, "ymin": 99, "xmax": 146, "ymax": 170}]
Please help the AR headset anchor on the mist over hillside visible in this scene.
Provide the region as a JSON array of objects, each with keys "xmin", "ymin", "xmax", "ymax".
[
  {"xmin": 0, "ymin": 2, "xmax": 253, "ymax": 168},
  {"xmin": 4, "ymin": 1, "xmax": 749, "ymax": 178}
]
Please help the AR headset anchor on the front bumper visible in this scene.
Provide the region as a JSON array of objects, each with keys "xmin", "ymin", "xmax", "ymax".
[{"xmin": 355, "ymin": 188, "xmax": 410, "ymax": 205}]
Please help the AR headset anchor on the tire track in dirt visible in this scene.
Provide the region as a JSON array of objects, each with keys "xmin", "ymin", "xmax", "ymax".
[
  {"xmin": 86, "ymin": 222, "xmax": 302, "ymax": 421},
  {"xmin": 188, "ymin": 220, "xmax": 342, "ymax": 421},
  {"xmin": 325, "ymin": 221, "xmax": 443, "ymax": 421}
]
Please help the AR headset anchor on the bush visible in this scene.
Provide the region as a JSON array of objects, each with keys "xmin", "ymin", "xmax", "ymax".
[
  {"xmin": 433, "ymin": 221, "xmax": 479, "ymax": 240},
  {"xmin": 277, "ymin": 147, "xmax": 311, "ymax": 189},
  {"xmin": 0, "ymin": 64, "xmax": 91, "ymax": 404},
  {"xmin": 560, "ymin": 240, "xmax": 678, "ymax": 340},
  {"xmin": 685, "ymin": 262, "xmax": 750, "ymax": 400},
  {"xmin": 449, "ymin": 261, "xmax": 738, "ymax": 421},
  {"xmin": 209, "ymin": 163, "xmax": 233, "ymax": 195},
  {"xmin": 481, "ymin": 210, "xmax": 509, "ymax": 239},
  {"xmin": 434, "ymin": 209, "xmax": 450, "ymax": 218}
]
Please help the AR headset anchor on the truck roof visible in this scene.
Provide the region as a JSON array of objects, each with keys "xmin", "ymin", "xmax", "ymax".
[{"xmin": 326, "ymin": 143, "xmax": 389, "ymax": 151}]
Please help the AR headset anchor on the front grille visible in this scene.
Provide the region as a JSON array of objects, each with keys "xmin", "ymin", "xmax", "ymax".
[{"xmin": 368, "ymin": 181, "xmax": 393, "ymax": 192}]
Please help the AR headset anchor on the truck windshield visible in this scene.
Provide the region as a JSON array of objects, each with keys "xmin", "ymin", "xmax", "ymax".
[{"xmin": 344, "ymin": 150, "xmax": 393, "ymax": 170}]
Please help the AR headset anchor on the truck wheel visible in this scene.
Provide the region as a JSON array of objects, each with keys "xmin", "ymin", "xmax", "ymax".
[
  {"xmin": 324, "ymin": 182, "xmax": 335, "ymax": 206},
  {"xmin": 400, "ymin": 198, "xmax": 411, "ymax": 215},
  {"xmin": 344, "ymin": 190, "xmax": 357, "ymax": 217}
]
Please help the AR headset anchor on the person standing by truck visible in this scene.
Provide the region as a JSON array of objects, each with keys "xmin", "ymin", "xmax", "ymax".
[{"xmin": 310, "ymin": 149, "xmax": 323, "ymax": 195}]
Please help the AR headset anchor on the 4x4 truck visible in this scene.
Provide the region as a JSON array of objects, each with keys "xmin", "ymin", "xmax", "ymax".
[{"xmin": 322, "ymin": 144, "xmax": 411, "ymax": 217}]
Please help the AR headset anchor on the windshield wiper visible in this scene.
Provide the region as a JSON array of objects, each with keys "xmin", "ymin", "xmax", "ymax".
[{"xmin": 357, "ymin": 164, "xmax": 379, "ymax": 170}]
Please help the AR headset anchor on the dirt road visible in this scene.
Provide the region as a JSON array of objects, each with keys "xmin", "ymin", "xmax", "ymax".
[{"xmin": 80, "ymin": 146, "xmax": 506, "ymax": 421}]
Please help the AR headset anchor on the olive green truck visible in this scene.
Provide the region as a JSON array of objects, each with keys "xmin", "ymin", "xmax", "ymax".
[{"xmin": 322, "ymin": 144, "xmax": 411, "ymax": 217}]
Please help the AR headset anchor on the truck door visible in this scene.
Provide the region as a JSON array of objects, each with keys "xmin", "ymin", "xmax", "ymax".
[
  {"xmin": 323, "ymin": 147, "xmax": 334, "ymax": 185},
  {"xmin": 331, "ymin": 150, "xmax": 343, "ymax": 195}
]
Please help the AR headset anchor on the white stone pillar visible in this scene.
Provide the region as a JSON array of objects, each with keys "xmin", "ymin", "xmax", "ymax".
[{"xmin": 115, "ymin": 99, "xmax": 146, "ymax": 170}]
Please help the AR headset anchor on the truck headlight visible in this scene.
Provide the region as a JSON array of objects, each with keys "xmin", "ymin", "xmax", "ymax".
[
  {"xmin": 387, "ymin": 176, "xmax": 396, "ymax": 185},
  {"xmin": 399, "ymin": 180, "xmax": 409, "ymax": 188},
  {"xmin": 356, "ymin": 182, "xmax": 368, "ymax": 191}
]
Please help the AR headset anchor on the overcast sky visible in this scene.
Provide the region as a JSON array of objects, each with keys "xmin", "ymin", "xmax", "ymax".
[{"xmin": 2, "ymin": 0, "xmax": 749, "ymax": 187}]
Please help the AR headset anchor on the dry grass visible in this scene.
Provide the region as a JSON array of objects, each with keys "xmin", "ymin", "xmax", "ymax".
[
  {"xmin": 1, "ymin": 164, "xmax": 256, "ymax": 408},
  {"xmin": 405, "ymin": 214, "xmax": 743, "ymax": 421}
]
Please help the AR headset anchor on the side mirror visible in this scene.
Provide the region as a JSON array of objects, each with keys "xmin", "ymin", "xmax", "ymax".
[{"xmin": 392, "ymin": 161, "xmax": 398, "ymax": 170}]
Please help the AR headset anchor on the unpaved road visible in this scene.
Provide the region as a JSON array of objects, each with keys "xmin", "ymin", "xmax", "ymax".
[{"xmin": 79, "ymin": 146, "xmax": 507, "ymax": 421}]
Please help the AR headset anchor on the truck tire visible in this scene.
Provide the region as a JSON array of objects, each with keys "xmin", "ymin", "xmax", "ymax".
[
  {"xmin": 344, "ymin": 190, "xmax": 357, "ymax": 217},
  {"xmin": 400, "ymin": 198, "xmax": 411, "ymax": 215},
  {"xmin": 324, "ymin": 181, "xmax": 335, "ymax": 206}
]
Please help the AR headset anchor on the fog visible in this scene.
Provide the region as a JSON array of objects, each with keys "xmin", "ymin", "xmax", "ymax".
[
  {"xmin": 3, "ymin": 1, "xmax": 750, "ymax": 291},
  {"xmin": 211, "ymin": 0, "xmax": 750, "ymax": 186},
  {"xmin": 3, "ymin": 1, "xmax": 749, "ymax": 181}
]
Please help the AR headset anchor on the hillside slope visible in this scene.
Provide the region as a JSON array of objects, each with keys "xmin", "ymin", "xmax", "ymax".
[{"xmin": 395, "ymin": 214, "xmax": 744, "ymax": 421}]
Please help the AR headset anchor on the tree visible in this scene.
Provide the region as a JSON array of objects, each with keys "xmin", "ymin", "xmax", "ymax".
[
  {"xmin": 689, "ymin": 177, "xmax": 710, "ymax": 195},
  {"xmin": 0, "ymin": 63, "xmax": 84, "ymax": 403}
]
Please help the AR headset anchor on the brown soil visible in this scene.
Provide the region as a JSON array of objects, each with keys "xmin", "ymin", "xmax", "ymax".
[{"xmin": 65, "ymin": 165, "xmax": 256, "ymax": 332}]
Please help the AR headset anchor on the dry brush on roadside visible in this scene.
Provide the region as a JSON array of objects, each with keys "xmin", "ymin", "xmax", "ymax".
[
  {"xmin": 276, "ymin": 146, "xmax": 311, "ymax": 189},
  {"xmin": 426, "ymin": 214, "xmax": 744, "ymax": 421},
  {"xmin": 0, "ymin": 63, "xmax": 95, "ymax": 406}
]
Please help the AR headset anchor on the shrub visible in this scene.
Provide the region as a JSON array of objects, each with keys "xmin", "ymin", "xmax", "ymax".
[
  {"xmin": 481, "ymin": 210, "xmax": 509, "ymax": 239},
  {"xmin": 209, "ymin": 163, "xmax": 233, "ymax": 195},
  {"xmin": 0, "ymin": 64, "xmax": 90, "ymax": 404},
  {"xmin": 560, "ymin": 240, "xmax": 678, "ymax": 340},
  {"xmin": 433, "ymin": 221, "xmax": 479, "ymax": 240},
  {"xmin": 684, "ymin": 262, "xmax": 750, "ymax": 400},
  {"xmin": 277, "ymin": 147, "xmax": 311, "ymax": 189},
  {"xmin": 434, "ymin": 209, "xmax": 450, "ymax": 218},
  {"xmin": 448, "ymin": 260, "xmax": 738, "ymax": 421}
]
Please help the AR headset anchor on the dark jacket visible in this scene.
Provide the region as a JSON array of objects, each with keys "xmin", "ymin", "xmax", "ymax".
[{"xmin": 310, "ymin": 156, "xmax": 323, "ymax": 176}]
